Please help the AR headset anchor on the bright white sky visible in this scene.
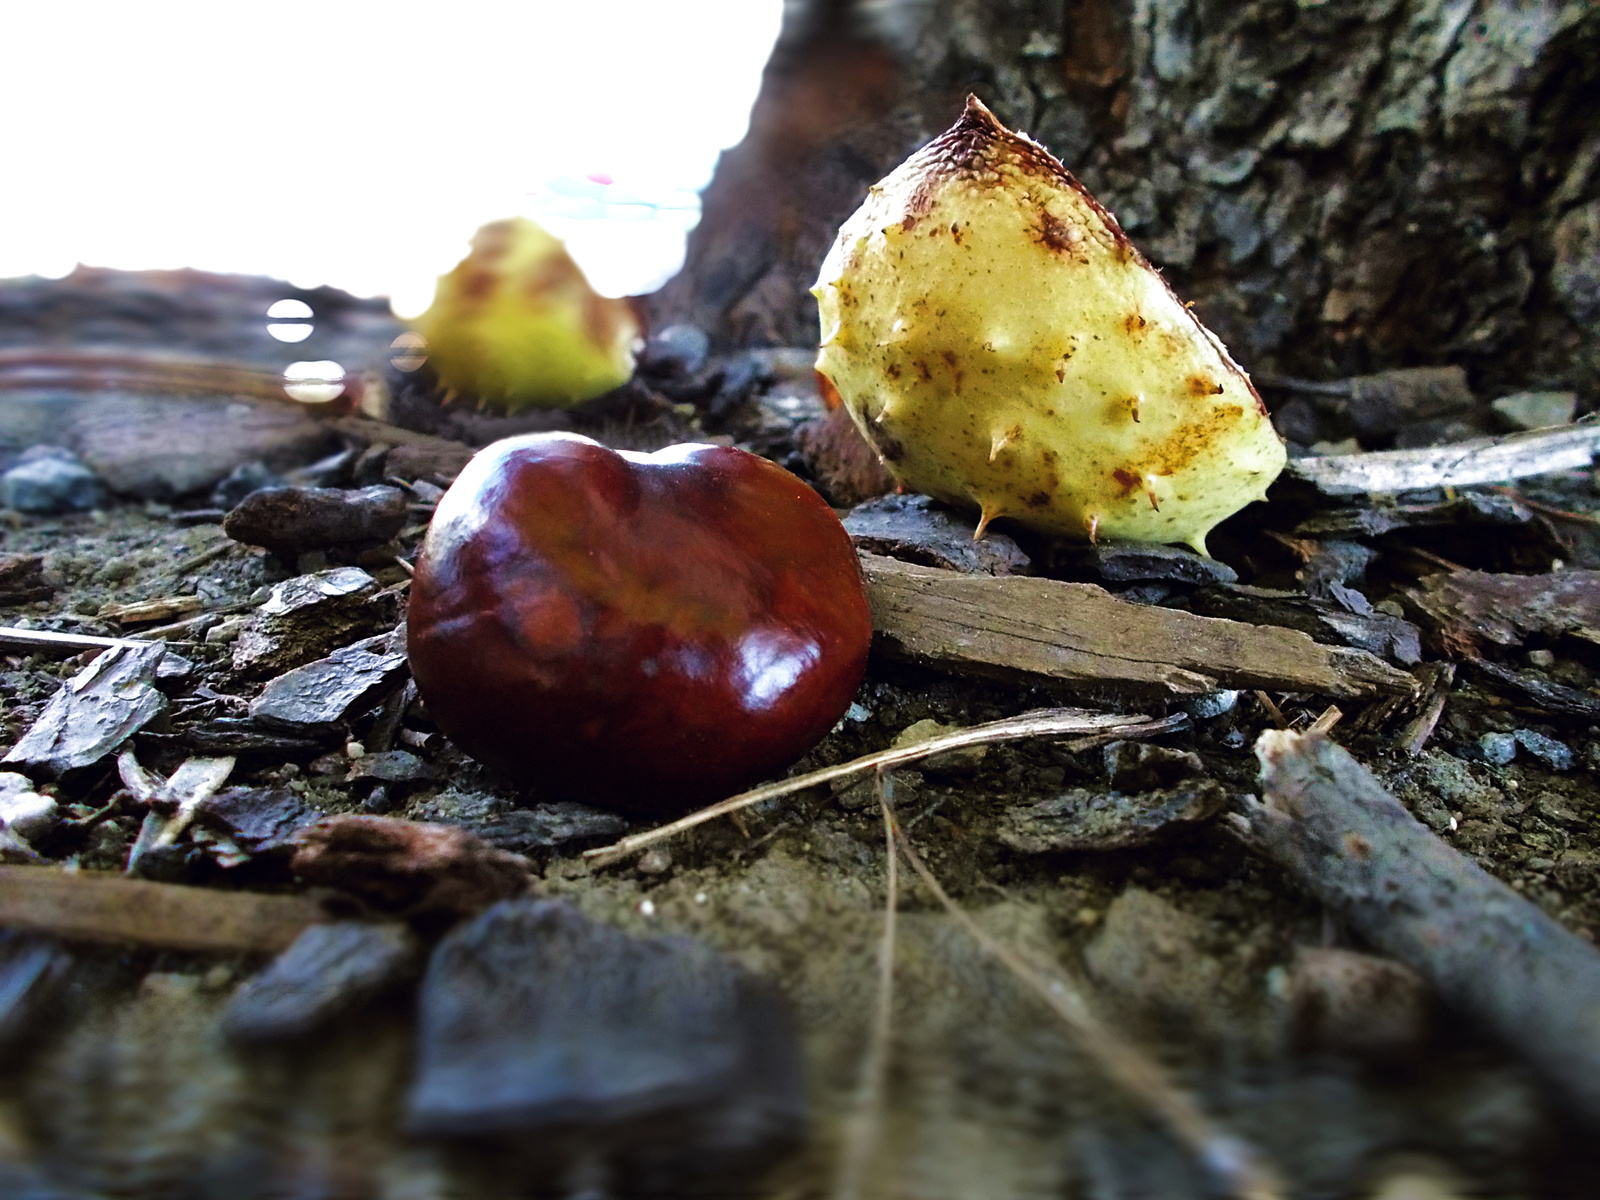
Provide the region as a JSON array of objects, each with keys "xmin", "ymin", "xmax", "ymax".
[{"xmin": 0, "ymin": 2, "xmax": 784, "ymax": 312}]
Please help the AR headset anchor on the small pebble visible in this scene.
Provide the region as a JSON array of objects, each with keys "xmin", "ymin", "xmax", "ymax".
[
  {"xmin": 222, "ymin": 484, "xmax": 407, "ymax": 555},
  {"xmin": 637, "ymin": 847, "xmax": 673, "ymax": 875},
  {"xmin": 346, "ymin": 741, "xmax": 366, "ymax": 760},
  {"xmin": 0, "ymin": 773, "xmax": 58, "ymax": 841},
  {"xmin": 1526, "ymin": 649, "xmax": 1556, "ymax": 669},
  {"xmin": 1182, "ymin": 690, "xmax": 1239, "ymax": 720},
  {"xmin": 1478, "ymin": 732, "xmax": 1517, "ymax": 766}
]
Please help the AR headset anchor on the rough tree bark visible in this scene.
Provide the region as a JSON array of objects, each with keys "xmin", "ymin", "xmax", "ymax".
[{"xmin": 647, "ymin": 0, "xmax": 1600, "ymax": 402}]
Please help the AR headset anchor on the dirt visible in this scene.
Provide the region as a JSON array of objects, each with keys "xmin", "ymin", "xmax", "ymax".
[{"xmin": 4, "ymin": 484, "xmax": 1600, "ymax": 1196}]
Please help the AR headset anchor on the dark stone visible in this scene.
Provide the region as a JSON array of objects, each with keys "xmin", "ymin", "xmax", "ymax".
[
  {"xmin": 1066, "ymin": 539, "xmax": 1238, "ymax": 586},
  {"xmin": 409, "ymin": 900, "xmax": 805, "ymax": 1191},
  {"xmin": 289, "ymin": 815, "xmax": 528, "ymax": 917},
  {"xmin": 465, "ymin": 802, "xmax": 629, "ymax": 854},
  {"xmin": 2, "ymin": 642, "xmax": 169, "ymax": 779},
  {"xmin": 222, "ymin": 485, "xmax": 407, "ymax": 555},
  {"xmin": 222, "ymin": 920, "xmax": 420, "ymax": 1043},
  {"xmin": 843, "ymin": 493, "xmax": 1031, "ymax": 575},
  {"xmin": 347, "ymin": 750, "xmax": 434, "ymax": 784},
  {"xmin": 249, "ymin": 638, "xmax": 409, "ymax": 733},
  {"xmin": 0, "ymin": 932, "xmax": 73, "ymax": 1060},
  {"xmin": 198, "ymin": 786, "xmax": 323, "ymax": 855},
  {"xmin": 0, "ymin": 552, "xmax": 54, "ymax": 604}
]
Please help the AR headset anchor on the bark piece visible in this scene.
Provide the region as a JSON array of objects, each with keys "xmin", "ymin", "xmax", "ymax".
[
  {"xmin": 462, "ymin": 803, "xmax": 629, "ymax": 855},
  {"xmin": 1000, "ymin": 778, "xmax": 1228, "ymax": 853},
  {"xmin": 1246, "ymin": 729, "xmax": 1600, "ymax": 1122},
  {"xmin": 222, "ymin": 485, "xmax": 407, "ymax": 555},
  {"xmin": 177, "ymin": 718, "xmax": 334, "ymax": 756},
  {"xmin": 1463, "ymin": 659, "xmax": 1600, "ymax": 719},
  {"xmin": 289, "ymin": 815, "xmax": 529, "ymax": 917},
  {"xmin": 0, "ymin": 553, "xmax": 52, "ymax": 605},
  {"xmin": 843, "ymin": 493, "xmax": 1030, "ymax": 575},
  {"xmin": 1285, "ymin": 419, "xmax": 1600, "ymax": 495},
  {"xmin": 860, "ymin": 553, "xmax": 1417, "ymax": 701},
  {"xmin": 2, "ymin": 642, "xmax": 169, "ymax": 779},
  {"xmin": 408, "ymin": 898, "xmax": 805, "ymax": 1185},
  {"xmin": 1294, "ymin": 491, "xmax": 1535, "ymax": 538},
  {"xmin": 794, "ymin": 404, "xmax": 896, "ymax": 507},
  {"xmin": 249, "ymin": 638, "xmax": 409, "ymax": 732},
  {"xmin": 0, "ymin": 865, "xmax": 323, "ymax": 953},
  {"xmin": 1340, "ymin": 367, "xmax": 1475, "ymax": 440},
  {"xmin": 231, "ymin": 566, "xmax": 379, "ymax": 677},
  {"xmin": 1403, "ymin": 569, "xmax": 1600, "ymax": 653},
  {"xmin": 1192, "ymin": 583, "xmax": 1423, "ymax": 665},
  {"xmin": 222, "ymin": 919, "xmax": 421, "ymax": 1043},
  {"xmin": 1103, "ymin": 741, "xmax": 1204, "ymax": 791}
]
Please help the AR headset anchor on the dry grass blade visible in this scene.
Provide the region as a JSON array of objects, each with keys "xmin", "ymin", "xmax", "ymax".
[
  {"xmin": 888, "ymin": 817, "xmax": 1285, "ymax": 1200},
  {"xmin": 583, "ymin": 708, "xmax": 1178, "ymax": 867},
  {"xmin": 831, "ymin": 769, "xmax": 899, "ymax": 1200}
]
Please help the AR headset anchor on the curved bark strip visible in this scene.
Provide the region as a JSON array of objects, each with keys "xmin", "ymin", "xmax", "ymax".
[
  {"xmin": 1247, "ymin": 729, "xmax": 1600, "ymax": 1123},
  {"xmin": 651, "ymin": 0, "xmax": 1600, "ymax": 401}
]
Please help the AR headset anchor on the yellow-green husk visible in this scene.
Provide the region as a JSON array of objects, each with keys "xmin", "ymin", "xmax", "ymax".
[{"xmin": 813, "ymin": 97, "xmax": 1285, "ymax": 552}]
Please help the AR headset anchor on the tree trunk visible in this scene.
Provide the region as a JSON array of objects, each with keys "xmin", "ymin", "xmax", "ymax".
[{"xmin": 647, "ymin": 0, "xmax": 1600, "ymax": 402}]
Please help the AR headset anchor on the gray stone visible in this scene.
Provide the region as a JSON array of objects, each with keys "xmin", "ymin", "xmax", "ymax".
[
  {"xmin": 210, "ymin": 460, "xmax": 285, "ymax": 509},
  {"xmin": 1513, "ymin": 728, "xmax": 1574, "ymax": 772},
  {"xmin": 0, "ymin": 450, "xmax": 102, "ymax": 513},
  {"xmin": 1104, "ymin": 740, "xmax": 1205, "ymax": 791},
  {"xmin": 1288, "ymin": 947, "xmax": 1432, "ymax": 1058},
  {"xmin": 1478, "ymin": 732, "xmax": 1518, "ymax": 766},
  {"xmin": 1492, "ymin": 391, "xmax": 1578, "ymax": 431},
  {"xmin": 348, "ymin": 750, "xmax": 434, "ymax": 784},
  {"xmin": 1181, "ymin": 690, "xmax": 1239, "ymax": 720},
  {"xmin": 223, "ymin": 920, "xmax": 420, "ymax": 1042}
]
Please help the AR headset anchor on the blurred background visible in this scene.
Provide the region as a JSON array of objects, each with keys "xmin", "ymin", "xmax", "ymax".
[{"xmin": 0, "ymin": 1, "xmax": 784, "ymax": 308}]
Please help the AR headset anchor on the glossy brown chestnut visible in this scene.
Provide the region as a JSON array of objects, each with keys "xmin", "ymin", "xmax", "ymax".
[{"xmin": 405, "ymin": 433, "xmax": 873, "ymax": 816}]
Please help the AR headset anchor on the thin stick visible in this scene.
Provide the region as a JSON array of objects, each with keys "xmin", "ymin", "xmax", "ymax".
[
  {"xmin": 890, "ymin": 818, "xmax": 1284, "ymax": 1200},
  {"xmin": 1306, "ymin": 705, "xmax": 1343, "ymax": 736},
  {"xmin": 582, "ymin": 709, "xmax": 1181, "ymax": 867},
  {"xmin": 832, "ymin": 770, "xmax": 899, "ymax": 1200},
  {"xmin": 1398, "ymin": 663, "xmax": 1455, "ymax": 757},
  {"xmin": 0, "ymin": 625, "xmax": 146, "ymax": 656},
  {"xmin": 1254, "ymin": 691, "xmax": 1289, "ymax": 729}
]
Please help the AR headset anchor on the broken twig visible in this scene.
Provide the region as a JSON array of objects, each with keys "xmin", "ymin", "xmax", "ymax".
[
  {"xmin": 1244, "ymin": 729, "xmax": 1600, "ymax": 1123},
  {"xmin": 1286, "ymin": 417, "xmax": 1600, "ymax": 495}
]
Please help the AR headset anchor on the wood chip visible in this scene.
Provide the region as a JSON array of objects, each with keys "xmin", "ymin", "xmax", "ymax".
[
  {"xmin": 97, "ymin": 595, "xmax": 203, "ymax": 626},
  {"xmin": 1285, "ymin": 417, "xmax": 1600, "ymax": 495},
  {"xmin": 860, "ymin": 553, "xmax": 1418, "ymax": 701},
  {"xmin": 0, "ymin": 865, "xmax": 324, "ymax": 953},
  {"xmin": 1403, "ymin": 569, "xmax": 1600, "ymax": 654}
]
